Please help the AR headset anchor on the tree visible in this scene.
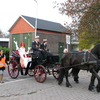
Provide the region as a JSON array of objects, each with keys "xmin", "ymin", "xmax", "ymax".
[
  {"xmin": 78, "ymin": 0, "xmax": 100, "ymax": 48},
  {"xmin": 54, "ymin": 0, "xmax": 100, "ymax": 49},
  {"xmin": 0, "ymin": 29, "xmax": 9, "ymax": 38},
  {"xmin": 3, "ymin": 32, "xmax": 9, "ymax": 38},
  {"xmin": 0, "ymin": 29, "xmax": 3, "ymax": 37}
]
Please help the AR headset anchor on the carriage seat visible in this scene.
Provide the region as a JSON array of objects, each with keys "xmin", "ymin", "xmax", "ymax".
[
  {"xmin": 12, "ymin": 50, "xmax": 20, "ymax": 59},
  {"xmin": 12, "ymin": 50, "xmax": 32, "ymax": 59}
]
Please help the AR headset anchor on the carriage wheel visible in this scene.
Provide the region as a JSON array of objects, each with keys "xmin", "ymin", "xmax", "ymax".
[
  {"xmin": 52, "ymin": 64, "xmax": 60, "ymax": 79},
  {"xmin": 8, "ymin": 60, "xmax": 19, "ymax": 79},
  {"xmin": 28, "ymin": 69, "xmax": 34, "ymax": 76},
  {"xmin": 34, "ymin": 65, "xmax": 47, "ymax": 83}
]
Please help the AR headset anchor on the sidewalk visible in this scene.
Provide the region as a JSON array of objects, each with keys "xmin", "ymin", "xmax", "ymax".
[{"xmin": 0, "ymin": 71, "xmax": 100, "ymax": 100}]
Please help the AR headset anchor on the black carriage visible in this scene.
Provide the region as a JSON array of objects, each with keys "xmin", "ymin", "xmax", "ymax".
[{"xmin": 8, "ymin": 50, "xmax": 60, "ymax": 83}]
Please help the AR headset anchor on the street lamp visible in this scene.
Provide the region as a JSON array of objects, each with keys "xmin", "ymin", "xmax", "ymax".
[{"xmin": 34, "ymin": 0, "xmax": 38, "ymax": 37}]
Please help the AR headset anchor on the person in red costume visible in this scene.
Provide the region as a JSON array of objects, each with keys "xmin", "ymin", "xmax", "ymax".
[{"xmin": 14, "ymin": 41, "xmax": 31, "ymax": 68}]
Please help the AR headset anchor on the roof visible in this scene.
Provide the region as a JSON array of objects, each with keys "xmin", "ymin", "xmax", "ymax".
[
  {"xmin": 0, "ymin": 38, "xmax": 9, "ymax": 42},
  {"xmin": 20, "ymin": 15, "xmax": 67, "ymax": 33}
]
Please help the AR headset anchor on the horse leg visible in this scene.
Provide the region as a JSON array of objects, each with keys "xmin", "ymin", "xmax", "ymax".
[
  {"xmin": 92, "ymin": 69, "xmax": 100, "ymax": 92},
  {"xmin": 88, "ymin": 73, "xmax": 96, "ymax": 92},
  {"xmin": 96, "ymin": 78, "xmax": 100, "ymax": 92},
  {"xmin": 65, "ymin": 69, "xmax": 72, "ymax": 87},
  {"xmin": 71, "ymin": 68, "xmax": 80, "ymax": 83},
  {"xmin": 89, "ymin": 69, "xmax": 100, "ymax": 92},
  {"xmin": 73, "ymin": 68, "xmax": 80, "ymax": 83},
  {"xmin": 58, "ymin": 68, "xmax": 65, "ymax": 85}
]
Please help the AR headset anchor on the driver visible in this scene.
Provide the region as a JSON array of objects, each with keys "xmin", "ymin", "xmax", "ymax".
[{"xmin": 31, "ymin": 36, "xmax": 43, "ymax": 64}]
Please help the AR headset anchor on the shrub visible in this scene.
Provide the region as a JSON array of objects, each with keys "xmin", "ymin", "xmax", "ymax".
[{"xmin": 0, "ymin": 46, "xmax": 10, "ymax": 61}]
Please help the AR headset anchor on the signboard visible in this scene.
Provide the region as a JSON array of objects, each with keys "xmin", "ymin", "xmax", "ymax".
[{"xmin": 66, "ymin": 35, "xmax": 70, "ymax": 44}]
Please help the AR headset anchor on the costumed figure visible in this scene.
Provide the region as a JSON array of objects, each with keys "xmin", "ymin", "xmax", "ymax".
[{"xmin": 14, "ymin": 41, "xmax": 31, "ymax": 68}]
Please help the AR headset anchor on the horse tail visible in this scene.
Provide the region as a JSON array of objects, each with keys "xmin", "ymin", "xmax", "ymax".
[{"xmin": 58, "ymin": 58, "xmax": 65, "ymax": 85}]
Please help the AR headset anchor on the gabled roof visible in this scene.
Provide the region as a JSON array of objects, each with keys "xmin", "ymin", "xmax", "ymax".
[
  {"xmin": 9, "ymin": 15, "xmax": 67, "ymax": 33},
  {"xmin": 21, "ymin": 15, "xmax": 67, "ymax": 33}
]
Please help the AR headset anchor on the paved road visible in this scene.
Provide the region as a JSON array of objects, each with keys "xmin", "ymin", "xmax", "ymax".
[{"xmin": 1, "ymin": 69, "xmax": 100, "ymax": 100}]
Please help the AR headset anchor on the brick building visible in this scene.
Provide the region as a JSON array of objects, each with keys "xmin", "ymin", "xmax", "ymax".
[{"xmin": 9, "ymin": 15, "xmax": 70, "ymax": 56}]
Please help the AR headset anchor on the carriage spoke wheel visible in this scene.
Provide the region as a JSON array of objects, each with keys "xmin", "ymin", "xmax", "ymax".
[
  {"xmin": 34, "ymin": 65, "xmax": 47, "ymax": 83},
  {"xmin": 52, "ymin": 64, "xmax": 60, "ymax": 79},
  {"xmin": 8, "ymin": 60, "xmax": 19, "ymax": 79},
  {"xmin": 28, "ymin": 69, "xmax": 34, "ymax": 76}
]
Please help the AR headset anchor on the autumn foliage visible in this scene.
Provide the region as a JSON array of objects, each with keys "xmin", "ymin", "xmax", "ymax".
[{"xmin": 54, "ymin": 0, "xmax": 100, "ymax": 49}]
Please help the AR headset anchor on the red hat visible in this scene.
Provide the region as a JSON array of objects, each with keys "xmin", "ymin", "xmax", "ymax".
[{"xmin": 20, "ymin": 42, "xmax": 25, "ymax": 47}]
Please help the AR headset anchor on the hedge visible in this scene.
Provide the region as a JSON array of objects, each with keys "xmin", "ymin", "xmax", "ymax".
[{"xmin": 0, "ymin": 46, "xmax": 10, "ymax": 61}]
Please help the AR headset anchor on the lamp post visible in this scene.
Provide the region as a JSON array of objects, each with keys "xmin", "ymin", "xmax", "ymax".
[{"xmin": 34, "ymin": 0, "xmax": 38, "ymax": 37}]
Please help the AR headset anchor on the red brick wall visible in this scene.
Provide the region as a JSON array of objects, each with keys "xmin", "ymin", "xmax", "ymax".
[{"xmin": 10, "ymin": 18, "xmax": 34, "ymax": 34}]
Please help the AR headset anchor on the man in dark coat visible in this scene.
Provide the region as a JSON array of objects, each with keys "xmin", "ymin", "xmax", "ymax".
[
  {"xmin": 40, "ymin": 39, "xmax": 48, "ymax": 60},
  {"xmin": 41, "ymin": 39, "xmax": 53, "ymax": 60},
  {"xmin": 41, "ymin": 39, "xmax": 48, "ymax": 51},
  {"xmin": 32, "ymin": 36, "xmax": 43, "ymax": 64}
]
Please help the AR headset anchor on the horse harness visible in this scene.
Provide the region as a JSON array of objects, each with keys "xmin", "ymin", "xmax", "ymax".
[
  {"xmin": 81, "ymin": 51, "xmax": 98, "ymax": 65},
  {"xmin": 57, "ymin": 51, "xmax": 99, "ymax": 70}
]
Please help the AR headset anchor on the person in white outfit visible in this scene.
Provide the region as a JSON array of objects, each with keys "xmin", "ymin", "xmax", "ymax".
[{"xmin": 14, "ymin": 41, "xmax": 31, "ymax": 68}]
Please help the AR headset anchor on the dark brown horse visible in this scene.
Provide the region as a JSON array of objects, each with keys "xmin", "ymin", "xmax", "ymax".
[{"xmin": 58, "ymin": 43, "xmax": 100, "ymax": 92}]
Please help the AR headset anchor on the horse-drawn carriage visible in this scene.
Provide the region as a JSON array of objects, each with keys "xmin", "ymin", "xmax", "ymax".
[
  {"xmin": 8, "ymin": 50, "xmax": 60, "ymax": 83},
  {"xmin": 7, "ymin": 43, "xmax": 100, "ymax": 92}
]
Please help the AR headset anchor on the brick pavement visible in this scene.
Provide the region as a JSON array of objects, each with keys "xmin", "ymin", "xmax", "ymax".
[{"xmin": 0, "ymin": 70, "xmax": 100, "ymax": 100}]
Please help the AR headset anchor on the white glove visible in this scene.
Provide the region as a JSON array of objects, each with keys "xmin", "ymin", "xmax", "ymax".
[
  {"xmin": 14, "ymin": 41, "xmax": 17, "ymax": 45},
  {"xmin": 14, "ymin": 41, "xmax": 19, "ymax": 50}
]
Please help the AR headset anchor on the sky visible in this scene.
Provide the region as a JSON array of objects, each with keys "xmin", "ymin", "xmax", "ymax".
[{"xmin": 0, "ymin": 0, "xmax": 71, "ymax": 33}]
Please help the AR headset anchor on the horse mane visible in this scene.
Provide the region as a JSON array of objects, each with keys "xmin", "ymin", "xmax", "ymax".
[{"xmin": 91, "ymin": 43, "xmax": 100, "ymax": 51}]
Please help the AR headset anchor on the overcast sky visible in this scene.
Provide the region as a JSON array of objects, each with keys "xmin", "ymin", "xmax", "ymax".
[{"xmin": 0, "ymin": 0, "xmax": 71, "ymax": 33}]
